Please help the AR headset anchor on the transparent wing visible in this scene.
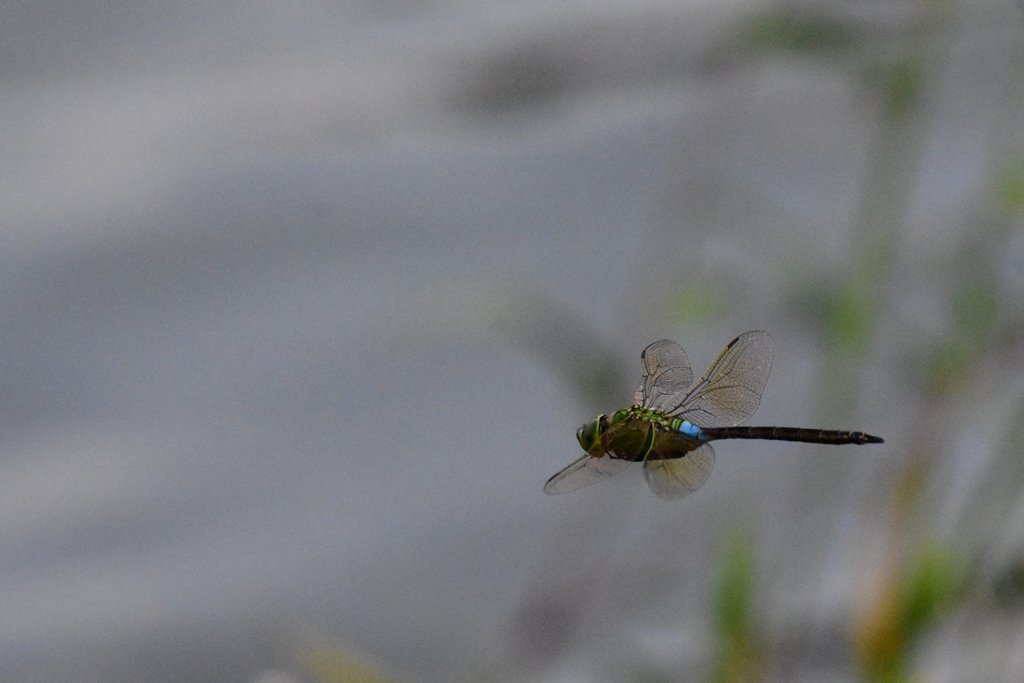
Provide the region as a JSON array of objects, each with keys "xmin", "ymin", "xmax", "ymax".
[
  {"xmin": 642, "ymin": 443, "xmax": 716, "ymax": 500},
  {"xmin": 543, "ymin": 455, "xmax": 633, "ymax": 495},
  {"xmin": 634, "ymin": 339, "xmax": 694, "ymax": 411},
  {"xmin": 671, "ymin": 331, "xmax": 773, "ymax": 428}
]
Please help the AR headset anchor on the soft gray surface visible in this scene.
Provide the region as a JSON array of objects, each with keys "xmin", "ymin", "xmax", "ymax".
[{"xmin": 2, "ymin": 1, "xmax": 1023, "ymax": 682}]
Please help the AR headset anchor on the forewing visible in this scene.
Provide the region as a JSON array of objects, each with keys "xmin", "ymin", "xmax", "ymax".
[
  {"xmin": 634, "ymin": 340, "xmax": 694, "ymax": 411},
  {"xmin": 543, "ymin": 455, "xmax": 633, "ymax": 495},
  {"xmin": 642, "ymin": 443, "xmax": 716, "ymax": 500},
  {"xmin": 673, "ymin": 330, "xmax": 773, "ymax": 427}
]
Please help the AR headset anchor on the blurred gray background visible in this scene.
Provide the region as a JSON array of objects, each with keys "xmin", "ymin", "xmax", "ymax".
[{"xmin": 3, "ymin": 0, "xmax": 1024, "ymax": 681}]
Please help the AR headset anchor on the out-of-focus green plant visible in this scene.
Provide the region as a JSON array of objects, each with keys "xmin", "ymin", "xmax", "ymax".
[
  {"xmin": 919, "ymin": 244, "xmax": 1002, "ymax": 396},
  {"xmin": 709, "ymin": 528, "xmax": 767, "ymax": 683},
  {"xmin": 853, "ymin": 545, "xmax": 965, "ymax": 683},
  {"xmin": 878, "ymin": 59, "xmax": 926, "ymax": 121},
  {"xmin": 667, "ymin": 283, "xmax": 728, "ymax": 327},
  {"xmin": 822, "ymin": 282, "xmax": 879, "ymax": 358},
  {"xmin": 296, "ymin": 641, "xmax": 394, "ymax": 683},
  {"xmin": 951, "ymin": 273, "xmax": 999, "ymax": 344},
  {"xmin": 921, "ymin": 341, "xmax": 977, "ymax": 396},
  {"xmin": 995, "ymin": 160, "xmax": 1024, "ymax": 216},
  {"xmin": 741, "ymin": 11, "xmax": 856, "ymax": 54}
]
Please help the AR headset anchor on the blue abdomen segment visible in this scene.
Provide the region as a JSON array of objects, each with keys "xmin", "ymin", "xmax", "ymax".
[{"xmin": 674, "ymin": 419, "xmax": 706, "ymax": 440}]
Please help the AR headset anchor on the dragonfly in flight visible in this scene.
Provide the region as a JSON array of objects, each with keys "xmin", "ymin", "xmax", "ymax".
[{"xmin": 544, "ymin": 331, "xmax": 883, "ymax": 500}]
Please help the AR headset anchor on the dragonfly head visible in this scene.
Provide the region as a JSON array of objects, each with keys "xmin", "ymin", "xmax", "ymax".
[{"xmin": 576, "ymin": 414, "xmax": 608, "ymax": 453}]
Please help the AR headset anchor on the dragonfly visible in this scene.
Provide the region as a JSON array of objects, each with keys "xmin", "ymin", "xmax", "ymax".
[{"xmin": 544, "ymin": 331, "xmax": 883, "ymax": 500}]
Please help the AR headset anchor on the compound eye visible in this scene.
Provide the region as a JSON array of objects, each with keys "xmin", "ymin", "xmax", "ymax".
[
  {"xmin": 575, "ymin": 424, "xmax": 590, "ymax": 449},
  {"xmin": 577, "ymin": 416, "xmax": 605, "ymax": 450}
]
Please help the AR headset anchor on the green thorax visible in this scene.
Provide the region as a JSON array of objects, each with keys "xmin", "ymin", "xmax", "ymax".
[
  {"xmin": 610, "ymin": 406, "xmax": 681, "ymax": 428},
  {"xmin": 576, "ymin": 406, "xmax": 700, "ymax": 463}
]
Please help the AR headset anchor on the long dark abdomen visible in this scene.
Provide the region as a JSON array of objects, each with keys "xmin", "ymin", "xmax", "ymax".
[{"xmin": 701, "ymin": 426, "xmax": 883, "ymax": 445}]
